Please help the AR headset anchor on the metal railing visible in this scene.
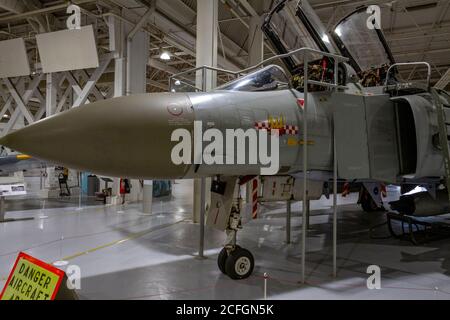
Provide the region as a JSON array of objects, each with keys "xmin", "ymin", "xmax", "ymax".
[
  {"xmin": 169, "ymin": 47, "xmax": 349, "ymax": 93},
  {"xmin": 384, "ymin": 62, "xmax": 432, "ymax": 91},
  {"xmin": 298, "ymin": 49, "xmax": 348, "ymax": 282}
]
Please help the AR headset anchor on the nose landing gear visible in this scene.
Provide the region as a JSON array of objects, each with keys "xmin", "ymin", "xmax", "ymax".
[
  {"xmin": 218, "ymin": 205, "xmax": 255, "ymax": 280},
  {"xmin": 209, "ymin": 177, "xmax": 256, "ymax": 280}
]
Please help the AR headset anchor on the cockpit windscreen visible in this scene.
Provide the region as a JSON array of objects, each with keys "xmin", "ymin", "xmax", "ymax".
[{"xmin": 217, "ymin": 66, "xmax": 290, "ymax": 92}]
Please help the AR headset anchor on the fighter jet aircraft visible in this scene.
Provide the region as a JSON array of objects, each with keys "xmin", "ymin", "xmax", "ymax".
[
  {"xmin": 0, "ymin": 0, "xmax": 449, "ymax": 280},
  {"xmin": 0, "ymin": 151, "xmax": 47, "ymax": 174}
]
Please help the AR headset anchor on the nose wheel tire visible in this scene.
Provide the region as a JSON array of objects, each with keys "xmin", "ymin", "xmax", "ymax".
[
  {"xmin": 218, "ymin": 248, "xmax": 228, "ymax": 274},
  {"xmin": 218, "ymin": 246, "xmax": 242, "ymax": 275},
  {"xmin": 224, "ymin": 247, "xmax": 255, "ymax": 280}
]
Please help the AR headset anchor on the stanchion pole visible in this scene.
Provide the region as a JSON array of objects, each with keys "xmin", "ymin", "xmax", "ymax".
[
  {"xmin": 264, "ymin": 273, "xmax": 268, "ymax": 300},
  {"xmin": 0, "ymin": 196, "xmax": 5, "ymax": 222},
  {"xmin": 286, "ymin": 200, "xmax": 291, "ymax": 244},
  {"xmin": 333, "ymin": 133, "xmax": 338, "ymax": 278},
  {"xmin": 77, "ymin": 172, "xmax": 83, "ymax": 211},
  {"xmin": 198, "ymin": 177, "xmax": 206, "ymax": 259},
  {"xmin": 301, "ymin": 57, "xmax": 309, "ymax": 284}
]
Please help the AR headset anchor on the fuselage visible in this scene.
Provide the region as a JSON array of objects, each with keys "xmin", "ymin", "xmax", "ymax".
[{"xmin": 0, "ymin": 83, "xmax": 448, "ymax": 185}]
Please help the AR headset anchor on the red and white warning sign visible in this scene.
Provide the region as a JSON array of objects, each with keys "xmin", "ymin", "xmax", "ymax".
[{"xmin": 0, "ymin": 252, "xmax": 65, "ymax": 300}]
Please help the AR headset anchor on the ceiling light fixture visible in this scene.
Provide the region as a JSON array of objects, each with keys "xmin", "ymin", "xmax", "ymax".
[{"xmin": 160, "ymin": 52, "xmax": 171, "ymax": 61}]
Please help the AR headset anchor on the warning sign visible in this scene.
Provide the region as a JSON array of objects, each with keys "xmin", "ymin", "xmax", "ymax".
[{"xmin": 0, "ymin": 252, "xmax": 65, "ymax": 300}]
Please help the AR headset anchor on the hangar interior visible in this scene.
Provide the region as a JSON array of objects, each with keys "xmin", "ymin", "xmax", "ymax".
[{"xmin": 0, "ymin": 0, "xmax": 450, "ymax": 300}]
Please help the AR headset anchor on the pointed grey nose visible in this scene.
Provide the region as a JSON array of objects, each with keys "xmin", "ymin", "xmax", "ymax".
[{"xmin": 0, "ymin": 93, "xmax": 194, "ymax": 179}]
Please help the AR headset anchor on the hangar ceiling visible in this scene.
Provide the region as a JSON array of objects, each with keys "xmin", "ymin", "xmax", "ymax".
[{"xmin": 0, "ymin": 0, "xmax": 449, "ymax": 92}]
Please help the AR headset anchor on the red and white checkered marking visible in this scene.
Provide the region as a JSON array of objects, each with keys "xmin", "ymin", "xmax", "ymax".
[
  {"xmin": 285, "ymin": 125, "xmax": 299, "ymax": 135},
  {"xmin": 255, "ymin": 121, "xmax": 271, "ymax": 130},
  {"xmin": 254, "ymin": 121, "xmax": 299, "ymax": 136}
]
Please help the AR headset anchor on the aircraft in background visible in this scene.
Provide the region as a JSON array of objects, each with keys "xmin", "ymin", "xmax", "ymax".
[{"xmin": 0, "ymin": 150, "xmax": 47, "ymax": 175}]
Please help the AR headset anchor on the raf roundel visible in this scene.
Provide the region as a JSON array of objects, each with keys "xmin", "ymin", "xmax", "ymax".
[{"xmin": 167, "ymin": 104, "xmax": 184, "ymax": 117}]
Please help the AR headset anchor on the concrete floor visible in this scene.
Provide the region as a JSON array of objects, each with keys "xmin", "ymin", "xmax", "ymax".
[{"xmin": 1, "ymin": 180, "xmax": 450, "ymax": 300}]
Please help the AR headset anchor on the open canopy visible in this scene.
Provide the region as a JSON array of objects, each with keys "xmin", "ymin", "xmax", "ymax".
[
  {"xmin": 332, "ymin": 7, "xmax": 396, "ymax": 74},
  {"xmin": 262, "ymin": 0, "xmax": 337, "ymax": 74}
]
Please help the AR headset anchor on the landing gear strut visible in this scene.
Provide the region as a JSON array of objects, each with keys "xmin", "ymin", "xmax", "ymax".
[
  {"xmin": 218, "ymin": 205, "xmax": 255, "ymax": 280},
  {"xmin": 209, "ymin": 177, "xmax": 256, "ymax": 280}
]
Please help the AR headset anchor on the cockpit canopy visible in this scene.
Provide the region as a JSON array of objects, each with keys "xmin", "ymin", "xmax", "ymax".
[
  {"xmin": 217, "ymin": 65, "xmax": 290, "ymax": 92},
  {"xmin": 332, "ymin": 7, "xmax": 395, "ymax": 74},
  {"xmin": 262, "ymin": 1, "xmax": 397, "ymax": 88},
  {"xmin": 262, "ymin": 0, "xmax": 337, "ymax": 74}
]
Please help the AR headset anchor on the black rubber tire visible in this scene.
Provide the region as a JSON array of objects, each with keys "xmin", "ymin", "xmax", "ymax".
[
  {"xmin": 218, "ymin": 246, "xmax": 241, "ymax": 274},
  {"xmin": 218, "ymin": 248, "xmax": 228, "ymax": 274},
  {"xmin": 225, "ymin": 247, "xmax": 255, "ymax": 280}
]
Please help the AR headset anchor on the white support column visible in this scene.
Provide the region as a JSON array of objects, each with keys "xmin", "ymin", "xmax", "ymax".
[
  {"xmin": 46, "ymin": 73, "xmax": 57, "ymax": 118},
  {"xmin": 193, "ymin": 0, "xmax": 218, "ymax": 224},
  {"xmin": 142, "ymin": 181, "xmax": 153, "ymax": 214},
  {"xmin": 108, "ymin": 14, "xmax": 126, "ymax": 202},
  {"xmin": 114, "ymin": 58, "xmax": 126, "ymax": 98},
  {"xmin": 107, "ymin": 11, "xmax": 150, "ymax": 208},
  {"xmin": 108, "ymin": 14, "xmax": 126, "ymax": 98},
  {"xmin": 195, "ymin": 0, "xmax": 218, "ymax": 90},
  {"xmin": 248, "ymin": 16, "xmax": 264, "ymax": 67},
  {"xmin": 126, "ymin": 19, "xmax": 150, "ymax": 212},
  {"xmin": 43, "ymin": 73, "xmax": 61, "ymax": 198},
  {"xmin": 126, "ymin": 30, "xmax": 149, "ymax": 96}
]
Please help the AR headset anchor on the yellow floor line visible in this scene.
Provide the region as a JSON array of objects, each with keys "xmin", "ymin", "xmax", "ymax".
[
  {"xmin": 59, "ymin": 219, "xmax": 186, "ymax": 262},
  {"xmin": 0, "ymin": 219, "xmax": 187, "ymax": 282}
]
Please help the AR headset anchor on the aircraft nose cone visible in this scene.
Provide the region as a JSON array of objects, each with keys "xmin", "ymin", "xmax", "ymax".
[{"xmin": 0, "ymin": 93, "xmax": 194, "ymax": 179}]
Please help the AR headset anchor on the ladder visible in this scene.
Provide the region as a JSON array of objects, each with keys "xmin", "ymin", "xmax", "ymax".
[
  {"xmin": 435, "ymin": 68, "xmax": 450, "ymax": 90},
  {"xmin": 431, "ymin": 87, "xmax": 450, "ymax": 202}
]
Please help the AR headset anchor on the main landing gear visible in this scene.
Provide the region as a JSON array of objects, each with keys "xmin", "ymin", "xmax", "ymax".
[
  {"xmin": 359, "ymin": 184, "xmax": 386, "ymax": 213},
  {"xmin": 218, "ymin": 206, "xmax": 255, "ymax": 280}
]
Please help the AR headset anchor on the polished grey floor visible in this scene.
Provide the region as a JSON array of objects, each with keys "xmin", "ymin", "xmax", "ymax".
[{"xmin": 1, "ymin": 181, "xmax": 450, "ymax": 300}]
